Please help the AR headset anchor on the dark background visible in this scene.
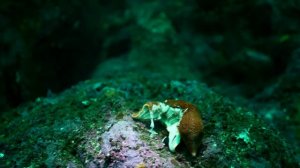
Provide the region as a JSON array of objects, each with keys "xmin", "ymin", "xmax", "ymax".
[{"xmin": 1, "ymin": 0, "xmax": 299, "ymax": 112}]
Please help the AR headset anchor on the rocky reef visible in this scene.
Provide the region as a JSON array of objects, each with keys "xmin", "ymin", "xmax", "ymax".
[
  {"xmin": 0, "ymin": 0, "xmax": 300, "ymax": 167},
  {"xmin": 0, "ymin": 76, "xmax": 298, "ymax": 167}
]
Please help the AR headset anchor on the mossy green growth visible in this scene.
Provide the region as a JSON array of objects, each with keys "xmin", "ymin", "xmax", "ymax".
[{"xmin": 132, "ymin": 101, "xmax": 184, "ymax": 152}]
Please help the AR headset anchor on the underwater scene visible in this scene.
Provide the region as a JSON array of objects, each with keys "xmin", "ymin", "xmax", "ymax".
[{"xmin": 1, "ymin": 0, "xmax": 300, "ymax": 167}]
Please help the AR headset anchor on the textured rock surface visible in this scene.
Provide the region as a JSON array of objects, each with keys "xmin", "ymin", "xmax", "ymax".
[
  {"xmin": 1, "ymin": 0, "xmax": 300, "ymax": 167},
  {"xmin": 89, "ymin": 117, "xmax": 184, "ymax": 167}
]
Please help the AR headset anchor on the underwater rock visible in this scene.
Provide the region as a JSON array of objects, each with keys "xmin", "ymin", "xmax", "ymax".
[{"xmin": 93, "ymin": 117, "xmax": 185, "ymax": 168}]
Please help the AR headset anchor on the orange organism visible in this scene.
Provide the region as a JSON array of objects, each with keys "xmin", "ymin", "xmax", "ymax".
[{"xmin": 165, "ymin": 100, "xmax": 204, "ymax": 156}]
